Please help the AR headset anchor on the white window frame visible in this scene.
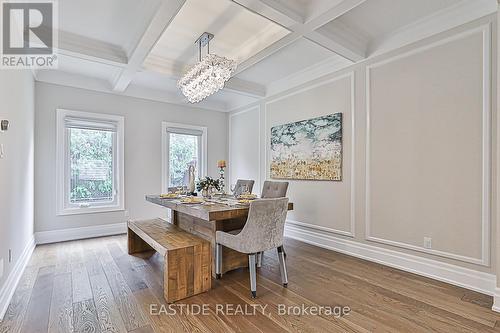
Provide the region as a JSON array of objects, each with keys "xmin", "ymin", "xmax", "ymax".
[
  {"xmin": 161, "ymin": 121, "xmax": 207, "ymax": 194},
  {"xmin": 56, "ymin": 109, "xmax": 125, "ymax": 216}
]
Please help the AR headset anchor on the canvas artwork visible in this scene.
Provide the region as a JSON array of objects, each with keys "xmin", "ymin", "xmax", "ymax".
[{"xmin": 270, "ymin": 113, "xmax": 342, "ymax": 181}]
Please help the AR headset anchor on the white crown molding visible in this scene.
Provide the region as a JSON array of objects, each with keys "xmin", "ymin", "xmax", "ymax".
[
  {"xmin": 0, "ymin": 236, "xmax": 36, "ymax": 321},
  {"xmin": 368, "ymin": 0, "xmax": 497, "ymax": 57},
  {"xmin": 284, "ymin": 222, "xmax": 496, "ymax": 296},
  {"xmin": 35, "ymin": 70, "xmax": 228, "ymax": 112},
  {"xmin": 35, "ymin": 223, "xmax": 127, "ymax": 245},
  {"xmin": 365, "ymin": 25, "xmax": 492, "ymax": 266}
]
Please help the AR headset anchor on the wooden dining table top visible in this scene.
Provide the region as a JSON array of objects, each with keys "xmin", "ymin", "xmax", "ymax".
[{"xmin": 145, "ymin": 195, "xmax": 293, "ymax": 221}]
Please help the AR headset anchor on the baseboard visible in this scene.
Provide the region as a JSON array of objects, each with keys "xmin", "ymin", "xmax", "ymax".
[
  {"xmin": 35, "ymin": 222, "xmax": 127, "ymax": 245},
  {"xmin": 285, "ymin": 221, "xmax": 496, "ymax": 297},
  {"xmin": 0, "ymin": 235, "xmax": 35, "ymax": 320}
]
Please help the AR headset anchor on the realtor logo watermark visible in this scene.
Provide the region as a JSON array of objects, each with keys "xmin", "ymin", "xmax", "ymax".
[{"xmin": 1, "ymin": 0, "xmax": 58, "ymax": 68}]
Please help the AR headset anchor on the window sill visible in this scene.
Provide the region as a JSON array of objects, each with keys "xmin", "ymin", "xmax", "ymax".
[{"xmin": 56, "ymin": 205, "xmax": 125, "ymax": 216}]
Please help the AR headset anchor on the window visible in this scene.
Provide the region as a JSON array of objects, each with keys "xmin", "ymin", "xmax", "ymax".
[
  {"xmin": 162, "ymin": 122, "xmax": 207, "ymax": 193},
  {"xmin": 56, "ymin": 109, "xmax": 124, "ymax": 215}
]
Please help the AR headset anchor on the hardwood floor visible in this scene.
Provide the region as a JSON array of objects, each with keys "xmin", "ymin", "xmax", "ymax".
[{"xmin": 1, "ymin": 235, "xmax": 500, "ymax": 332}]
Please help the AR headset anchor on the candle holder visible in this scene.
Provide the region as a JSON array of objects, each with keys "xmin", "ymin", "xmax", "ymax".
[
  {"xmin": 218, "ymin": 166, "xmax": 226, "ymax": 194},
  {"xmin": 217, "ymin": 160, "xmax": 226, "ymax": 194}
]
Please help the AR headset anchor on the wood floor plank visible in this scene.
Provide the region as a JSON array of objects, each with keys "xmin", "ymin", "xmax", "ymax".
[
  {"xmin": 73, "ymin": 299, "xmax": 100, "ymax": 333},
  {"xmin": 84, "ymin": 250, "xmax": 103, "ymax": 277},
  {"xmin": 89, "ymin": 272, "xmax": 127, "ymax": 333},
  {"xmin": 3, "ymin": 235, "xmax": 500, "ymax": 333},
  {"xmin": 48, "ymin": 273, "xmax": 74, "ymax": 333},
  {"xmin": 107, "ymin": 243, "xmax": 148, "ymax": 292},
  {"xmin": 129, "ymin": 325, "xmax": 155, "ymax": 333},
  {"xmin": 99, "ymin": 253, "xmax": 148, "ymax": 331},
  {"xmin": 19, "ymin": 265, "xmax": 55, "ymax": 333},
  {"xmin": 0, "ymin": 289, "xmax": 31, "ymax": 333},
  {"xmin": 72, "ymin": 262, "xmax": 93, "ymax": 303}
]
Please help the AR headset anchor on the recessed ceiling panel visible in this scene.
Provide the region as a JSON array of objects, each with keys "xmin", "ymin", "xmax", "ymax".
[
  {"xmin": 145, "ymin": 0, "xmax": 289, "ymax": 73},
  {"xmin": 235, "ymin": 38, "xmax": 335, "ymax": 85},
  {"xmin": 328, "ymin": 0, "xmax": 461, "ymax": 41},
  {"xmin": 59, "ymin": 0, "xmax": 160, "ymax": 53}
]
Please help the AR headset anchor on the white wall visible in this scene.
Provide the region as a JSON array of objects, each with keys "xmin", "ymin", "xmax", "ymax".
[
  {"xmin": 0, "ymin": 70, "xmax": 35, "ymax": 295},
  {"xmin": 35, "ymin": 82, "xmax": 228, "ymax": 233},
  {"xmin": 228, "ymin": 106, "xmax": 261, "ymax": 193},
  {"xmin": 229, "ymin": 16, "xmax": 497, "ymax": 287}
]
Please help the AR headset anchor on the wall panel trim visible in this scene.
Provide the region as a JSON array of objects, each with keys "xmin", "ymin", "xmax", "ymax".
[
  {"xmin": 265, "ymin": 72, "xmax": 356, "ymax": 237},
  {"xmin": 285, "ymin": 221, "xmax": 496, "ymax": 296},
  {"xmin": 364, "ymin": 24, "xmax": 492, "ymax": 266}
]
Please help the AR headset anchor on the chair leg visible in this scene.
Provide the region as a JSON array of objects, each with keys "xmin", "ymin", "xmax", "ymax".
[
  {"xmin": 256, "ymin": 252, "xmax": 263, "ymax": 268},
  {"xmin": 277, "ymin": 246, "xmax": 288, "ymax": 287},
  {"xmin": 215, "ymin": 243, "xmax": 222, "ymax": 279},
  {"xmin": 248, "ymin": 254, "xmax": 257, "ymax": 298}
]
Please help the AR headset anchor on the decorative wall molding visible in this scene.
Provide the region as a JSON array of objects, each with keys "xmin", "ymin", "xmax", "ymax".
[
  {"xmin": 228, "ymin": 105, "xmax": 262, "ymax": 192},
  {"xmin": 264, "ymin": 72, "xmax": 356, "ymax": 237},
  {"xmin": 285, "ymin": 221, "xmax": 496, "ymax": 296},
  {"xmin": 0, "ymin": 236, "xmax": 36, "ymax": 320},
  {"xmin": 364, "ymin": 25, "xmax": 492, "ymax": 266},
  {"xmin": 35, "ymin": 223, "xmax": 127, "ymax": 245}
]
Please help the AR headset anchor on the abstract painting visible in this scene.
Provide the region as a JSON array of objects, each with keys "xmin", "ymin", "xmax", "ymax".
[{"xmin": 270, "ymin": 113, "xmax": 342, "ymax": 181}]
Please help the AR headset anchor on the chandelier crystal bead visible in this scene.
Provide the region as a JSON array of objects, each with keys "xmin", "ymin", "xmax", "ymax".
[{"xmin": 177, "ymin": 34, "xmax": 237, "ymax": 103}]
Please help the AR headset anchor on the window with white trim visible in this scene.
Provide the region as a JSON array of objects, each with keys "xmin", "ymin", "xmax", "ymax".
[
  {"xmin": 162, "ymin": 122, "xmax": 207, "ymax": 192},
  {"xmin": 56, "ymin": 109, "xmax": 124, "ymax": 215}
]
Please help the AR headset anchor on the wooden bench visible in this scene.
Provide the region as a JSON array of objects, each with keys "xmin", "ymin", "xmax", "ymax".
[{"xmin": 127, "ymin": 218, "xmax": 211, "ymax": 303}]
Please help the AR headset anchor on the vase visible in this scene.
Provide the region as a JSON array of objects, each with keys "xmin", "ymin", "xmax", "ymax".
[{"xmin": 202, "ymin": 188, "xmax": 210, "ymax": 198}]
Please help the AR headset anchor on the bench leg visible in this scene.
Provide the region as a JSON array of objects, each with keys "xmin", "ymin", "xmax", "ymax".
[{"xmin": 127, "ymin": 227, "xmax": 154, "ymax": 255}]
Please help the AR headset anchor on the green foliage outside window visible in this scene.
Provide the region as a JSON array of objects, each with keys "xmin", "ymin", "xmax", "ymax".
[
  {"xmin": 69, "ymin": 128, "xmax": 113, "ymax": 203},
  {"xmin": 169, "ymin": 133, "xmax": 198, "ymax": 187}
]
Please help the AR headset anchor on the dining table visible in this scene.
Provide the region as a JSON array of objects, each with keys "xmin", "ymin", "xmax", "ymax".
[{"xmin": 145, "ymin": 194, "xmax": 294, "ymax": 277}]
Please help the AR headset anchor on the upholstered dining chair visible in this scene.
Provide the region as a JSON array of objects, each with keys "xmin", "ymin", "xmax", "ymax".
[
  {"xmin": 261, "ymin": 180, "xmax": 289, "ymax": 198},
  {"xmin": 233, "ymin": 179, "xmax": 255, "ymax": 197},
  {"xmin": 258, "ymin": 180, "xmax": 290, "ymax": 265},
  {"xmin": 215, "ymin": 197, "xmax": 289, "ymax": 298}
]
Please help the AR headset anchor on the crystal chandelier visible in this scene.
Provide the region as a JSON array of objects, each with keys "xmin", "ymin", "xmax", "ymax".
[{"xmin": 178, "ymin": 32, "xmax": 237, "ymax": 103}]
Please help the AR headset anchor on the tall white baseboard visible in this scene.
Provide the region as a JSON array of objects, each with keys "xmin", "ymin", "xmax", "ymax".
[
  {"xmin": 35, "ymin": 222, "xmax": 127, "ymax": 245},
  {"xmin": 285, "ymin": 221, "xmax": 496, "ymax": 297},
  {"xmin": 0, "ymin": 236, "xmax": 35, "ymax": 320}
]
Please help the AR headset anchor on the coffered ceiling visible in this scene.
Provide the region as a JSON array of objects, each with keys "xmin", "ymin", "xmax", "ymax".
[{"xmin": 34, "ymin": 0, "xmax": 497, "ymax": 112}]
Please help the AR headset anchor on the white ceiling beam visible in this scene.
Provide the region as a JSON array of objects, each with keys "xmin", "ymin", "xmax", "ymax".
[
  {"xmin": 141, "ymin": 60, "xmax": 266, "ymax": 98},
  {"xmin": 232, "ymin": 0, "xmax": 366, "ymax": 73},
  {"xmin": 57, "ymin": 31, "xmax": 128, "ymax": 68},
  {"xmin": 112, "ymin": 0, "xmax": 186, "ymax": 92},
  {"xmin": 305, "ymin": 30, "xmax": 365, "ymax": 63}
]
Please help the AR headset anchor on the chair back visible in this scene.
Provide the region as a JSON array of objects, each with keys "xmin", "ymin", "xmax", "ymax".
[
  {"xmin": 233, "ymin": 179, "xmax": 255, "ymax": 197},
  {"xmin": 238, "ymin": 198, "xmax": 289, "ymax": 253},
  {"xmin": 261, "ymin": 181, "xmax": 289, "ymax": 198}
]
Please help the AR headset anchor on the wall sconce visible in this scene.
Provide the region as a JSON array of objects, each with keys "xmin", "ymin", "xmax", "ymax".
[{"xmin": 1, "ymin": 120, "xmax": 9, "ymax": 132}]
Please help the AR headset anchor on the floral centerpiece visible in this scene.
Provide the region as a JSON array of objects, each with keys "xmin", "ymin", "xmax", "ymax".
[{"xmin": 196, "ymin": 176, "xmax": 221, "ymax": 198}]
